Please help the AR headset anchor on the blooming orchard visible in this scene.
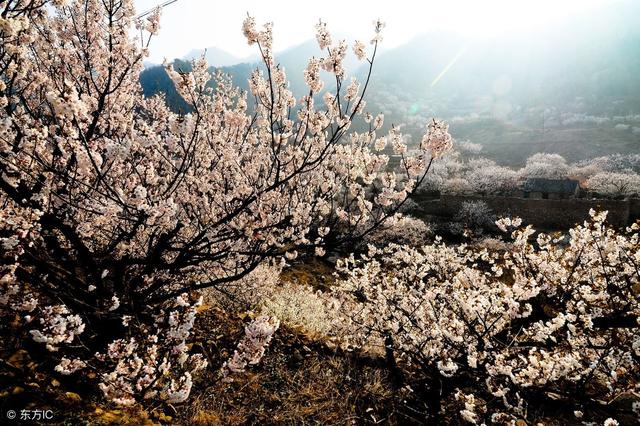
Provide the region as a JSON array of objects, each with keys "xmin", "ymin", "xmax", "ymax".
[{"xmin": 4, "ymin": 1, "xmax": 635, "ymax": 422}]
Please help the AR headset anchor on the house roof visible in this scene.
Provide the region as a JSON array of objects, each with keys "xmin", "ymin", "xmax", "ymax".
[{"xmin": 523, "ymin": 178, "xmax": 580, "ymax": 194}]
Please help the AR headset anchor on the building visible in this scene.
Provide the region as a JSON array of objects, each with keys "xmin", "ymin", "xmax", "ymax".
[{"xmin": 521, "ymin": 178, "xmax": 580, "ymax": 200}]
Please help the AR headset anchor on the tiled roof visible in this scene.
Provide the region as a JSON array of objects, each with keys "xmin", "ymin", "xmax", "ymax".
[{"xmin": 523, "ymin": 178, "xmax": 580, "ymax": 194}]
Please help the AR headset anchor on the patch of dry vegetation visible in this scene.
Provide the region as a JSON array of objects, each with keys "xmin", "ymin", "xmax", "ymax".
[
  {"xmin": 280, "ymin": 259, "xmax": 336, "ymax": 291},
  {"xmin": 0, "ymin": 304, "xmax": 412, "ymax": 425}
]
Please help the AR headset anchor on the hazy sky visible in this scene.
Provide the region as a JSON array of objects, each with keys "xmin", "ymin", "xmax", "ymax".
[{"xmin": 135, "ymin": 0, "xmax": 618, "ymax": 64}]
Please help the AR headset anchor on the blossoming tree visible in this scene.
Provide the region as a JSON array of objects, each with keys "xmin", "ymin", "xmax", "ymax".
[
  {"xmin": 0, "ymin": 0, "xmax": 451, "ymax": 404},
  {"xmin": 587, "ymin": 171, "xmax": 640, "ymax": 197}
]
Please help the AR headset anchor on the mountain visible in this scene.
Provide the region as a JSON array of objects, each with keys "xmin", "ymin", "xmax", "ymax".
[
  {"xmin": 355, "ymin": 1, "xmax": 640, "ymax": 165},
  {"xmin": 139, "ymin": 1, "xmax": 640, "ymax": 166},
  {"xmin": 140, "ymin": 61, "xmax": 191, "ymax": 112},
  {"xmin": 183, "ymin": 46, "xmax": 256, "ymax": 67},
  {"xmin": 139, "ymin": 39, "xmax": 348, "ymax": 111}
]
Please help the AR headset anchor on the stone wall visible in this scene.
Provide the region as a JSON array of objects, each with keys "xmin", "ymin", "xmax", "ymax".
[
  {"xmin": 412, "ymin": 193, "xmax": 636, "ymax": 229},
  {"xmin": 630, "ymin": 198, "xmax": 640, "ymax": 222}
]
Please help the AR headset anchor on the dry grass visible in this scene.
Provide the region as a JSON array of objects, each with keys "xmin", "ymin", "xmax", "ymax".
[
  {"xmin": 279, "ymin": 258, "xmax": 336, "ymax": 291},
  {"xmin": 183, "ymin": 356, "xmax": 393, "ymax": 425},
  {"xmin": 178, "ymin": 307, "xmax": 410, "ymax": 425}
]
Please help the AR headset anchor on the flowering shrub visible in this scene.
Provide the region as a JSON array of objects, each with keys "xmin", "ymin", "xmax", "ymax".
[
  {"xmin": 363, "ymin": 214, "xmax": 432, "ymax": 247},
  {"xmin": 333, "ymin": 211, "xmax": 640, "ymax": 422},
  {"xmin": 465, "ymin": 163, "xmax": 518, "ymax": 195},
  {"xmin": 202, "ymin": 262, "xmax": 338, "ymax": 338},
  {"xmin": 260, "ymin": 285, "xmax": 336, "ymax": 338},
  {"xmin": 453, "ymin": 200, "xmax": 495, "ymax": 233},
  {"xmin": 0, "ymin": 0, "xmax": 451, "ymax": 405}
]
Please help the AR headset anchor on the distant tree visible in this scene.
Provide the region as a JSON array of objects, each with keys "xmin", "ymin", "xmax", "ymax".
[
  {"xmin": 586, "ymin": 172, "xmax": 640, "ymax": 197},
  {"xmin": 420, "ymin": 155, "xmax": 518, "ymax": 196},
  {"xmin": 466, "ymin": 163, "xmax": 518, "ymax": 195},
  {"xmin": 441, "ymin": 177, "xmax": 472, "ymax": 194},
  {"xmin": 572, "ymin": 154, "xmax": 640, "ymax": 177},
  {"xmin": 454, "ymin": 200, "xmax": 495, "ymax": 231},
  {"xmin": 569, "ymin": 163, "xmax": 605, "ymax": 182},
  {"xmin": 519, "ymin": 153, "xmax": 569, "ymax": 179},
  {"xmin": 418, "ymin": 153, "xmax": 464, "ymax": 193},
  {"xmin": 457, "ymin": 140, "xmax": 483, "ymax": 155}
]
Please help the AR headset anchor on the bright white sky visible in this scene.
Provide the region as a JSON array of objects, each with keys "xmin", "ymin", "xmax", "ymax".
[{"xmin": 135, "ymin": 0, "xmax": 618, "ymax": 64}]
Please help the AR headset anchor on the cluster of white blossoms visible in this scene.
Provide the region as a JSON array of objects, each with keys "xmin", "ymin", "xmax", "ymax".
[
  {"xmin": 303, "ymin": 57, "xmax": 324, "ymax": 93},
  {"xmin": 314, "ymin": 20, "xmax": 332, "ymax": 50},
  {"xmin": 421, "ymin": 118, "xmax": 453, "ymax": 158},
  {"xmin": 222, "ymin": 315, "xmax": 280, "ymax": 377},
  {"xmin": 29, "ymin": 305, "xmax": 86, "ymax": 352},
  {"xmin": 96, "ymin": 295, "xmax": 208, "ymax": 405},
  {"xmin": 494, "ymin": 216, "xmax": 523, "ymax": 232},
  {"xmin": 455, "ymin": 390, "xmax": 482, "ymax": 424},
  {"xmin": 353, "ymin": 40, "xmax": 367, "ymax": 61},
  {"xmin": 333, "ymin": 210, "xmax": 640, "ymax": 422},
  {"xmin": 0, "ymin": 203, "xmax": 42, "ymax": 316},
  {"xmin": 54, "ymin": 357, "xmax": 87, "ymax": 375},
  {"xmin": 0, "ymin": 14, "xmax": 29, "ymax": 37},
  {"xmin": 363, "ymin": 213, "xmax": 432, "ymax": 247}
]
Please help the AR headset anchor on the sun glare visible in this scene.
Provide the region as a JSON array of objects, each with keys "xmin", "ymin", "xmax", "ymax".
[
  {"xmin": 132, "ymin": 0, "xmax": 619, "ymax": 63},
  {"xmin": 434, "ymin": 0, "xmax": 615, "ymax": 37}
]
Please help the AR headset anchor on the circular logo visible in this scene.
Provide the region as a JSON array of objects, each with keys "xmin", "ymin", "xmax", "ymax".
[{"xmin": 6, "ymin": 410, "xmax": 16, "ymax": 420}]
